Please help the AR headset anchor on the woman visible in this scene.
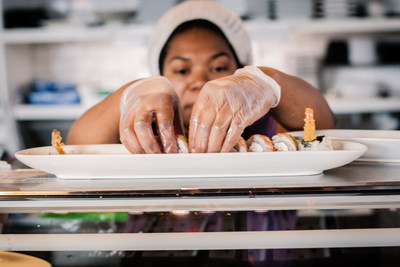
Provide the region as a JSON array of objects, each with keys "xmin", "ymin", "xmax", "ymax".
[
  {"xmin": 67, "ymin": 2, "xmax": 335, "ymax": 265},
  {"xmin": 66, "ymin": 1, "xmax": 335, "ymax": 152}
]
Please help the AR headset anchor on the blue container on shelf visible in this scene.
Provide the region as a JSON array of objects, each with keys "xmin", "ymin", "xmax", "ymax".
[{"xmin": 27, "ymin": 80, "xmax": 81, "ymax": 105}]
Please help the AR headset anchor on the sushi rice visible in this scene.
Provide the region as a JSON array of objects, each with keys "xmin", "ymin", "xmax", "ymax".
[{"xmin": 298, "ymin": 136, "xmax": 333, "ymax": 151}]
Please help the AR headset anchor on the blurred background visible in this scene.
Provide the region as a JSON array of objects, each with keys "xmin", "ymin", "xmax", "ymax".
[{"xmin": 0, "ymin": 0, "xmax": 399, "ymax": 156}]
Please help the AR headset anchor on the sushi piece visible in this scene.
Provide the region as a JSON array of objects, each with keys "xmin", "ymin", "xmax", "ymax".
[
  {"xmin": 51, "ymin": 129, "xmax": 65, "ymax": 154},
  {"xmin": 176, "ymin": 135, "xmax": 189, "ymax": 153},
  {"xmin": 272, "ymin": 133, "xmax": 298, "ymax": 151},
  {"xmin": 231, "ymin": 136, "xmax": 248, "ymax": 152},
  {"xmin": 246, "ymin": 134, "xmax": 274, "ymax": 152}
]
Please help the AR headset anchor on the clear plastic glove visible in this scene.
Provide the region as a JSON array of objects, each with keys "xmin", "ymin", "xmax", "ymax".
[
  {"xmin": 188, "ymin": 66, "xmax": 281, "ymax": 153},
  {"xmin": 120, "ymin": 76, "xmax": 184, "ymax": 154}
]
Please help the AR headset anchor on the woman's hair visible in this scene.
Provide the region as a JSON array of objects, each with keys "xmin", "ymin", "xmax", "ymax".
[{"xmin": 158, "ymin": 19, "xmax": 242, "ymax": 74}]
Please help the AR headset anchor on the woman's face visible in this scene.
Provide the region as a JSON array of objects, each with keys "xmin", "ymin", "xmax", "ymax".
[{"xmin": 162, "ymin": 27, "xmax": 238, "ymax": 129}]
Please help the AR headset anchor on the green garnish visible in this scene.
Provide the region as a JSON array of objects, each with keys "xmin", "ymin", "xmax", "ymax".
[{"xmin": 302, "ymin": 135, "xmax": 325, "ymax": 147}]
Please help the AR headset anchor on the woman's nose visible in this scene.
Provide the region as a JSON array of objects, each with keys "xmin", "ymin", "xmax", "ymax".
[{"xmin": 190, "ymin": 70, "xmax": 208, "ymax": 91}]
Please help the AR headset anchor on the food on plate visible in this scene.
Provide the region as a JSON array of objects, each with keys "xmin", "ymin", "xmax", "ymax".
[
  {"xmin": 51, "ymin": 108, "xmax": 333, "ymax": 155},
  {"xmin": 51, "ymin": 129, "xmax": 65, "ymax": 154},
  {"xmin": 176, "ymin": 135, "xmax": 189, "ymax": 153},
  {"xmin": 298, "ymin": 108, "xmax": 333, "ymax": 151},
  {"xmin": 231, "ymin": 136, "xmax": 248, "ymax": 152},
  {"xmin": 246, "ymin": 134, "xmax": 274, "ymax": 152},
  {"xmin": 272, "ymin": 133, "xmax": 298, "ymax": 151}
]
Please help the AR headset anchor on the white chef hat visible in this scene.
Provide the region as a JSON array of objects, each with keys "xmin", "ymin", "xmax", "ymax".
[{"xmin": 147, "ymin": 0, "xmax": 252, "ymax": 75}]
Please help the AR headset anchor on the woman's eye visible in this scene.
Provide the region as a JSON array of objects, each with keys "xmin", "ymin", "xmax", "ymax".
[
  {"xmin": 174, "ymin": 69, "xmax": 189, "ymax": 75},
  {"xmin": 212, "ymin": 66, "xmax": 228, "ymax": 72}
]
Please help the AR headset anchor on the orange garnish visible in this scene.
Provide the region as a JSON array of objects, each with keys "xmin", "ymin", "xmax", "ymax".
[
  {"xmin": 51, "ymin": 129, "xmax": 65, "ymax": 154},
  {"xmin": 303, "ymin": 108, "xmax": 316, "ymax": 142}
]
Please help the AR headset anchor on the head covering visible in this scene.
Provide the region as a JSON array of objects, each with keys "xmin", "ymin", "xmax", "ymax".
[{"xmin": 147, "ymin": 0, "xmax": 252, "ymax": 75}]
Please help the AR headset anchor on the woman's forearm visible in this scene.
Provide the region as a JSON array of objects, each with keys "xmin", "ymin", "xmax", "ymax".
[
  {"xmin": 66, "ymin": 81, "xmax": 135, "ymax": 145},
  {"xmin": 259, "ymin": 67, "xmax": 335, "ymax": 131}
]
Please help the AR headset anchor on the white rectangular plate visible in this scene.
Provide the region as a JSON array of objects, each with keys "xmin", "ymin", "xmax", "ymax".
[
  {"xmin": 14, "ymin": 141, "xmax": 367, "ymax": 179},
  {"xmin": 289, "ymin": 130, "xmax": 400, "ymax": 162}
]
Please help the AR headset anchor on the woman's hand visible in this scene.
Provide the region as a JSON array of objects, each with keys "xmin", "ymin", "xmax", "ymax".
[
  {"xmin": 120, "ymin": 76, "xmax": 184, "ymax": 154},
  {"xmin": 188, "ymin": 66, "xmax": 280, "ymax": 153}
]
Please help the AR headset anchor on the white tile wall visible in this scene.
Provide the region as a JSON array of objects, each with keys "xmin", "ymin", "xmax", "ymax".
[
  {"xmin": 31, "ymin": 41, "xmax": 150, "ymax": 91},
  {"xmin": 252, "ymin": 34, "xmax": 329, "ymax": 88}
]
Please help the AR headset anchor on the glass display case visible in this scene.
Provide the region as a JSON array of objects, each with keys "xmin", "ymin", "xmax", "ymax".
[{"xmin": 1, "ymin": 161, "xmax": 400, "ymax": 266}]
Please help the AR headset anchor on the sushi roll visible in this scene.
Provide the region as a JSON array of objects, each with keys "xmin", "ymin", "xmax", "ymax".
[
  {"xmin": 272, "ymin": 133, "xmax": 298, "ymax": 151},
  {"xmin": 246, "ymin": 134, "xmax": 274, "ymax": 152},
  {"xmin": 176, "ymin": 135, "xmax": 189, "ymax": 153},
  {"xmin": 231, "ymin": 136, "xmax": 248, "ymax": 152}
]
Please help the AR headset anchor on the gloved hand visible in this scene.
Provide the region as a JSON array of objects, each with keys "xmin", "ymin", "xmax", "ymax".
[
  {"xmin": 120, "ymin": 76, "xmax": 184, "ymax": 154},
  {"xmin": 188, "ymin": 66, "xmax": 281, "ymax": 153}
]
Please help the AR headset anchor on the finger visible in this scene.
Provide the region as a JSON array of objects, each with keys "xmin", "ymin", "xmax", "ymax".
[
  {"xmin": 155, "ymin": 107, "xmax": 178, "ymax": 154},
  {"xmin": 188, "ymin": 101, "xmax": 216, "ymax": 153},
  {"xmin": 220, "ymin": 115, "xmax": 246, "ymax": 153},
  {"xmin": 207, "ymin": 103, "xmax": 233, "ymax": 153},
  {"xmin": 188, "ymin": 97, "xmax": 205, "ymax": 152},
  {"xmin": 120, "ymin": 128, "xmax": 145, "ymax": 154},
  {"xmin": 119, "ymin": 108, "xmax": 146, "ymax": 154},
  {"xmin": 134, "ymin": 111, "xmax": 162, "ymax": 154}
]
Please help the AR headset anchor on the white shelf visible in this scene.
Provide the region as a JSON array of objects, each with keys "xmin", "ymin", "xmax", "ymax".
[
  {"xmin": 2, "ymin": 24, "xmax": 153, "ymax": 44},
  {"xmin": 12, "ymin": 96, "xmax": 400, "ymax": 121},
  {"xmin": 2, "ymin": 18, "xmax": 400, "ymax": 44},
  {"xmin": 13, "ymin": 104, "xmax": 90, "ymax": 121},
  {"xmin": 246, "ymin": 18, "xmax": 400, "ymax": 37},
  {"xmin": 291, "ymin": 18, "xmax": 400, "ymax": 34},
  {"xmin": 326, "ymin": 96, "xmax": 400, "ymax": 115}
]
